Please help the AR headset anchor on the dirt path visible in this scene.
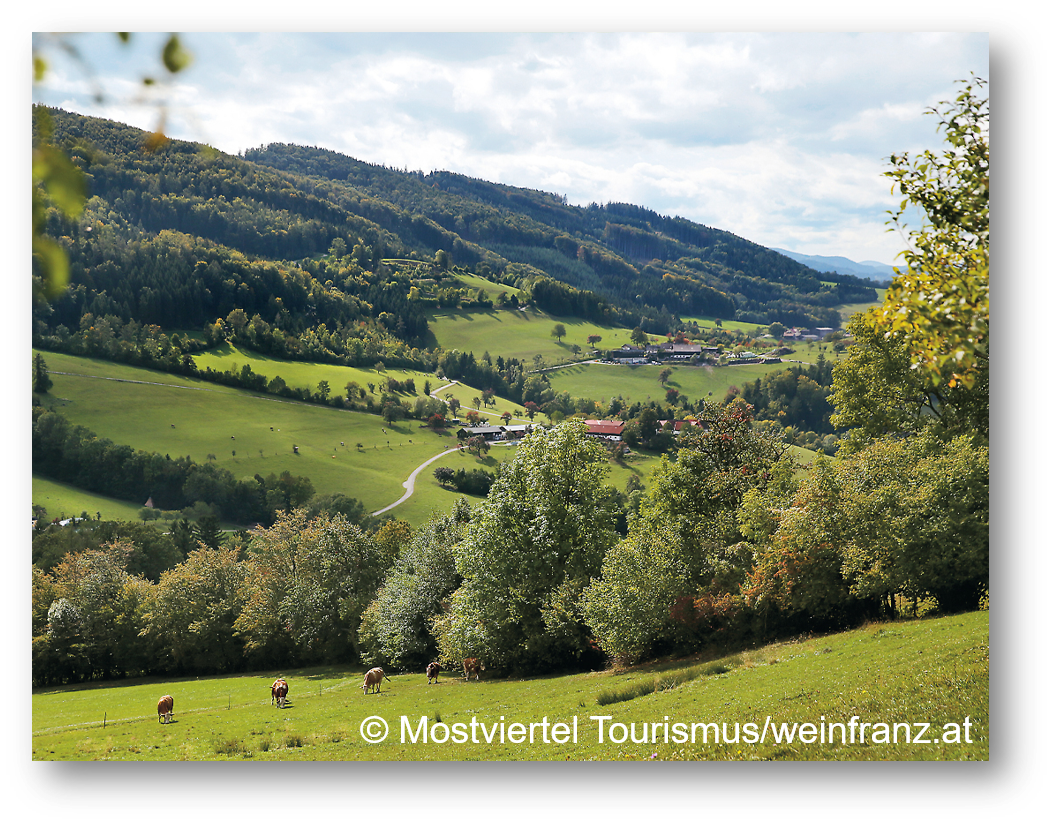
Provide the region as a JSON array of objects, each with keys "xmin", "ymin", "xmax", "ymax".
[{"xmin": 371, "ymin": 446, "xmax": 464, "ymax": 516}]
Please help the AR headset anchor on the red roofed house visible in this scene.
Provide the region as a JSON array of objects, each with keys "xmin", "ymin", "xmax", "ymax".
[{"xmin": 583, "ymin": 419, "xmax": 625, "ymax": 441}]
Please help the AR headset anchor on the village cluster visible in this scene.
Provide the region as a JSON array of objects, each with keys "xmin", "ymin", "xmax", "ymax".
[{"xmin": 606, "ymin": 325, "xmax": 839, "ymax": 366}]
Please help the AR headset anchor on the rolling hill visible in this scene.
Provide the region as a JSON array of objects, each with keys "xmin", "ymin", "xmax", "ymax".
[
  {"xmin": 32, "ymin": 106, "xmax": 864, "ymax": 528},
  {"xmin": 35, "ymin": 105, "xmax": 878, "ymax": 355}
]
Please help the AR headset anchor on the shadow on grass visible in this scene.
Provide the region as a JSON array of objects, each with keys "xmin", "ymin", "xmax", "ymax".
[{"xmin": 596, "ymin": 654, "xmax": 746, "ymax": 706}]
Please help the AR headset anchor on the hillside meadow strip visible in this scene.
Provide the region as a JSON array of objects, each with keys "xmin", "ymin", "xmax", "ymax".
[
  {"xmin": 34, "ymin": 348, "xmax": 661, "ymax": 526},
  {"xmin": 32, "ymin": 611, "xmax": 987, "ymax": 761},
  {"xmin": 35, "ymin": 351, "xmax": 462, "ymax": 515}
]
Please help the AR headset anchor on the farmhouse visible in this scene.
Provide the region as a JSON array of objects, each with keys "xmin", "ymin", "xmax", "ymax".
[
  {"xmin": 583, "ymin": 419, "xmax": 625, "ymax": 441},
  {"xmin": 612, "ymin": 344, "xmax": 647, "ymax": 363},
  {"xmin": 657, "ymin": 342, "xmax": 704, "ymax": 360},
  {"xmin": 657, "ymin": 419, "xmax": 703, "ymax": 435},
  {"xmin": 610, "ymin": 341, "xmax": 718, "ymax": 364},
  {"xmin": 456, "ymin": 425, "xmax": 505, "ymax": 441},
  {"xmin": 783, "ymin": 326, "xmax": 836, "ymax": 342}
]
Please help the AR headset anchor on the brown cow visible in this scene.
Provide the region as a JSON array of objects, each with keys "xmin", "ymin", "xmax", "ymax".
[
  {"xmin": 426, "ymin": 662, "xmax": 440, "ymax": 684},
  {"xmin": 363, "ymin": 667, "xmax": 391, "ymax": 694},
  {"xmin": 463, "ymin": 658, "xmax": 485, "ymax": 681},
  {"xmin": 157, "ymin": 694, "xmax": 174, "ymax": 724},
  {"xmin": 271, "ymin": 678, "xmax": 289, "ymax": 708}
]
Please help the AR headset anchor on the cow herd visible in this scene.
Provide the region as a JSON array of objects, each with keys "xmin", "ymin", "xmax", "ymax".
[{"xmin": 154, "ymin": 660, "xmax": 485, "ymax": 722}]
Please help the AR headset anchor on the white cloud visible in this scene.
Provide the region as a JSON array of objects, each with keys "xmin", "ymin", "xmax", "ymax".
[{"xmin": 31, "ymin": 31, "xmax": 989, "ymax": 265}]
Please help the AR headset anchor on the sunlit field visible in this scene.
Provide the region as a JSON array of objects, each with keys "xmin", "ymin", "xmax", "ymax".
[{"xmin": 32, "ymin": 611, "xmax": 988, "ymax": 761}]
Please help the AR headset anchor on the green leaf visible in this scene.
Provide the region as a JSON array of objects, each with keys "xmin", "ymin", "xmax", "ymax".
[
  {"xmin": 35, "ymin": 145, "xmax": 87, "ymax": 218},
  {"xmin": 161, "ymin": 34, "xmax": 192, "ymax": 74},
  {"xmin": 33, "ymin": 235, "xmax": 70, "ymax": 298}
]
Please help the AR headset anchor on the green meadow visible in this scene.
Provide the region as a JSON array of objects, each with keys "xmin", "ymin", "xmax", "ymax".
[
  {"xmin": 545, "ymin": 360, "xmax": 791, "ymax": 407},
  {"xmin": 33, "ymin": 308, "xmax": 828, "ymax": 527},
  {"xmin": 32, "ymin": 475, "xmax": 146, "ymax": 523},
  {"xmin": 836, "ymin": 288, "xmax": 888, "ymax": 320},
  {"xmin": 194, "ymin": 343, "xmax": 526, "ymax": 422},
  {"xmin": 36, "ymin": 351, "xmax": 464, "ymax": 517},
  {"xmin": 426, "ymin": 305, "xmax": 637, "ymax": 364},
  {"xmin": 34, "ymin": 350, "xmax": 659, "ymax": 526},
  {"xmin": 193, "ymin": 343, "xmax": 432, "ymax": 402},
  {"xmin": 448, "ymin": 270, "xmax": 525, "ymax": 303},
  {"xmin": 424, "ymin": 303, "xmax": 848, "ymax": 408},
  {"xmin": 31, "ymin": 610, "xmax": 988, "ymax": 761}
]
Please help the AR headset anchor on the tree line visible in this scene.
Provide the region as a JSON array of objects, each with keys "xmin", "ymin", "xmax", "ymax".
[{"xmin": 32, "ymin": 406, "xmax": 317, "ymax": 525}]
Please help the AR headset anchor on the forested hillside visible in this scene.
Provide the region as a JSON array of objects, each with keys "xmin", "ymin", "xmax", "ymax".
[
  {"xmin": 245, "ymin": 143, "xmax": 877, "ymax": 326},
  {"xmin": 33, "ymin": 106, "xmax": 876, "ymax": 363}
]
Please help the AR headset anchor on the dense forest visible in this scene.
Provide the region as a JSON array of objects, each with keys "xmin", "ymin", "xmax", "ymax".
[{"xmin": 33, "ymin": 106, "xmax": 876, "ymax": 357}]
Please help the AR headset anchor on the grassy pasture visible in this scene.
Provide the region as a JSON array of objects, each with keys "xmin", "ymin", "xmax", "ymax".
[
  {"xmin": 447, "ymin": 271, "xmax": 525, "ymax": 303},
  {"xmin": 33, "ymin": 351, "xmax": 642, "ymax": 525},
  {"xmin": 32, "ymin": 475, "xmax": 145, "ymax": 523},
  {"xmin": 193, "ymin": 343, "xmax": 527, "ymax": 424},
  {"xmin": 36, "ymin": 351, "xmax": 464, "ymax": 516},
  {"xmin": 836, "ymin": 288, "xmax": 888, "ymax": 320},
  {"xmin": 544, "ymin": 360, "xmax": 792, "ymax": 407},
  {"xmin": 425, "ymin": 305, "xmax": 637, "ymax": 364},
  {"xmin": 31, "ymin": 610, "xmax": 988, "ymax": 761},
  {"xmin": 193, "ymin": 343, "xmax": 433, "ymax": 402}
]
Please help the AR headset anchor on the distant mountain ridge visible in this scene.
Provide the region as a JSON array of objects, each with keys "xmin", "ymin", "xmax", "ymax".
[
  {"xmin": 770, "ymin": 248, "xmax": 895, "ymax": 284},
  {"xmin": 34, "ymin": 107, "xmax": 882, "ymax": 344}
]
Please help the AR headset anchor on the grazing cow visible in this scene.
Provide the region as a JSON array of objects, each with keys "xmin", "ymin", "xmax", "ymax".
[
  {"xmin": 157, "ymin": 694, "xmax": 174, "ymax": 724},
  {"xmin": 363, "ymin": 667, "xmax": 391, "ymax": 694},
  {"xmin": 463, "ymin": 658, "xmax": 485, "ymax": 681},
  {"xmin": 271, "ymin": 678, "xmax": 289, "ymax": 708},
  {"xmin": 426, "ymin": 662, "xmax": 440, "ymax": 684}
]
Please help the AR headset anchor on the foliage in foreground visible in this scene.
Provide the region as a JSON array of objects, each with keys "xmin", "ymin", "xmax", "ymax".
[
  {"xmin": 877, "ymin": 76, "xmax": 988, "ymax": 390},
  {"xmin": 358, "ymin": 504, "xmax": 469, "ymax": 671}
]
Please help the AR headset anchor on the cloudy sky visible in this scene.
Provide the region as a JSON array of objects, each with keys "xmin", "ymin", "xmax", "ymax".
[{"xmin": 33, "ymin": 30, "xmax": 987, "ymax": 267}]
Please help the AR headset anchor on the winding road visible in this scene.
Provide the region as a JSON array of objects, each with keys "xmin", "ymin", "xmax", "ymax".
[
  {"xmin": 370, "ymin": 446, "xmax": 465, "ymax": 516},
  {"xmin": 370, "ymin": 379, "xmax": 471, "ymax": 516},
  {"xmin": 369, "ymin": 377, "xmax": 524, "ymax": 516}
]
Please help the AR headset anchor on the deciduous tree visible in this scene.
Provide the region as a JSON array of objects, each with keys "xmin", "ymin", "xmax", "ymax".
[
  {"xmin": 358, "ymin": 507, "xmax": 467, "ymax": 670},
  {"xmin": 839, "ymin": 434, "xmax": 988, "ymax": 612},
  {"xmin": 235, "ymin": 510, "xmax": 384, "ymax": 666},
  {"xmin": 830, "ymin": 313, "xmax": 988, "ymax": 448},
  {"xmin": 146, "ymin": 542, "xmax": 247, "ymax": 674},
  {"xmin": 435, "ymin": 420, "xmax": 620, "ymax": 672},
  {"xmin": 583, "ymin": 401, "xmax": 786, "ymax": 662},
  {"xmin": 877, "ymin": 76, "xmax": 988, "ymax": 390}
]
